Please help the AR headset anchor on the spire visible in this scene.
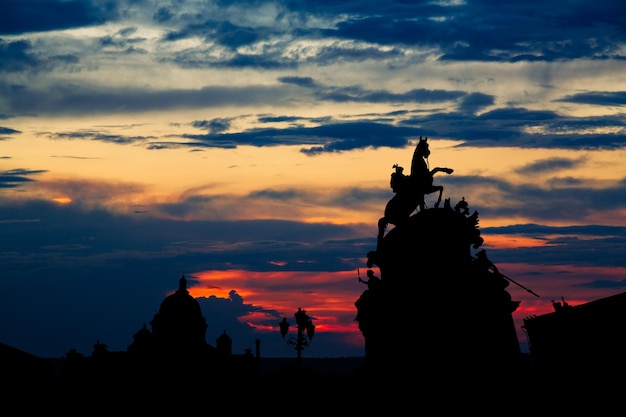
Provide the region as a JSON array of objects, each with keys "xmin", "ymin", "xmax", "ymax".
[{"xmin": 178, "ymin": 274, "xmax": 188, "ymax": 293}]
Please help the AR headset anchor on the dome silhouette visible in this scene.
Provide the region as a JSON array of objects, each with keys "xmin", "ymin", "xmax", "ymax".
[{"xmin": 149, "ymin": 275, "xmax": 209, "ymax": 355}]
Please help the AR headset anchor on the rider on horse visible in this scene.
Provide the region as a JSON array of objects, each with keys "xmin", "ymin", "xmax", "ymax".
[{"xmin": 377, "ymin": 136, "xmax": 453, "ymax": 240}]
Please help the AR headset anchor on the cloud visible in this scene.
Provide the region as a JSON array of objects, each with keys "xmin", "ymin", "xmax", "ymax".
[
  {"xmin": 328, "ymin": 1, "xmax": 626, "ymax": 62},
  {"xmin": 407, "ymin": 108, "xmax": 626, "ymax": 149},
  {"xmin": 556, "ymin": 91, "xmax": 626, "ymax": 106},
  {"xmin": 480, "ymin": 223, "xmax": 626, "ymax": 268},
  {"xmin": 0, "ymin": 0, "xmax": 121, "ymax": 35},
  {"xmin": 515, "ymin": 157, "xmax": 586, "ymax": 175},
  {"xmin": 0, "ymin": 168, "xmax": 46, "ymax": 188},
  {"xmin": 0, "ymin": 82, "xmax": 298, "ymax": 115},
  {"xmin": 47, "ymin": 131, "xmax": 155, "ymax": 145},
  {"xmin": 278, "ymin": 76, "xmax": 317, "ymax": 88},
  {"xmin": 0, "ymin": 126, "xmax": 21, "ymax": 138},
  {"xmin": 191, "ymin": 118, "xmax": 233, "ymax": 134},
  {"xmin": 574, "ymin": 279, "xmax": 626, "ymax": 289},
  {"xmin": 196, "ymin": 290, "xmax": 280, "ymax": 355},
  {"xmin": 180, "ymin": 121, "xmax": 417, "ymax": 153}
]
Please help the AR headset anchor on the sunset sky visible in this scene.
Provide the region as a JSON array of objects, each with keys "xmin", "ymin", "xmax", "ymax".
[{"xmin": 1, "ymin": 0, "xmax": 626, "ymax": 359}]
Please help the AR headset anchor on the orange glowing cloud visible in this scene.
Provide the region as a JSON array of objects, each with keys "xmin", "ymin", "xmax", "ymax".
[
  {"xmin": 188, "ymin": 269, "xmax": 365, "ymax": 338},
  {"xmin": 481, "ymin": 234, "xmax": 551, "ymax": 249},
  {"xmin": 585, "ymin": 209, "xmax": 626, "ymax": 226},
  {"xmin": 52, "ymin": 197, "xmax": 72, "ymax": 204}
]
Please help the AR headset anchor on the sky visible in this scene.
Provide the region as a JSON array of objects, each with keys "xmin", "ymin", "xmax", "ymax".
[{"xmin": 1, "ymin": 0, "xmax": 626, "ymax": 360}]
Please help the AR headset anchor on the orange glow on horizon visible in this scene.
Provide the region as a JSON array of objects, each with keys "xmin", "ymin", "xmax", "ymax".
[
  {"xmin": 52, "ymin": 197, "xmax": 72, "ymax": 204},
  {"xmin": 187, "ymin": 269, "xmax": 365, "ymax": 342},
  {"xmin": 189, "ymin": 286, "xmax": 256, "ymax": 299},
  {"xmin": 481, "ymin": 234, "xmax": 550, "ymax": 249}
]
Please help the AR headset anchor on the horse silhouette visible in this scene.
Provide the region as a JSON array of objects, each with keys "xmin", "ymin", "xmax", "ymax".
[
  {"xmin": 410, "ymin": 136, "xmax": 453, "ymax": 210},
  {"xmin": 378, "ymin": 136, "xmax": 453, "ymax": 240}
]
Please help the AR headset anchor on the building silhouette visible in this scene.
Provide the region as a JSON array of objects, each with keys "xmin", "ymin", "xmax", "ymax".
[
  {"xmin": 123, "ymin": 274, "xmax": 258, "ymax": 380},
  {"xmin": 4, "ymin": 274, "xmax": 258, "ymax": 385},
  {"xmin": 523, "ymin": 291, "xmax": 626, "ymax": 376}
]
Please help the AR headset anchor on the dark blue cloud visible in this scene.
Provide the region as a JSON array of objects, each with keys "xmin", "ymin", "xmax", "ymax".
[
  {"xmin": 574, "ymin": 279, "xmax": 626, "ymax": 289},
  {"xmin": 163, "ymin": 19, "xmax": 268, "ymax": 50},
  {"xmin": 191, "ymin": 118, "xmax": 232, "ymax": 133},
  {"xmin": 478, "ymin": 108, "xmax": 560, "ymax": 122},
  {"xmin": 278, "ymin": 76, "xmax": 317, "ymax": 88},
  {"xmin": 556, "ymin": 91, "xmax": 626, "ymax": 106},
  {"xmin": 0, "ymin": 0, "xmax": 120, "ymax": 35},
  {"xmin": 458, "ymin": 93, "xmax": 495, "ymax": 115},
  {"xmin": 183, "ymin": 121, "xmax": 418, "ymax": 153},
  {"xmin": 324, "ymin": 1, "xmax": 626, "ymax": 62},
  {"xmin": 0, "ymin": 198, "xmax": 367, "ymax": 272},
  {"xmin": 0, "ymin": 81, "xmax": 296, "ymax": 115},
  {"xmin": 99, "ymin": 29, "xmax": 146, "ymax": 51},
  {"xmin": 516, "ymin": 157, "xmax": 586, "ymax": 175},
  {"xmin": 257, "ymin": 115, "xmax": 308, "ymax": 123},
  {"xmin": 0, "ymin": 168, "xmax": 46, "ymax": 188},
  {"xmin": 406, "ymin": 108, "xmax": 626, "ymax": 150},
  {"xmin": 0, "ymin": 38, "xmax": 82, "ymax": 73},
  {"xmin": 481, "ymin": 229, "xmax": 626, "ymax": 270},
  {"xmin": 305, "ymin": 44, "xmax": 406, "ymax": 65},
  {"xmin": 153, "ymin": 7, "xmax": 173, "ymax": 23},
  {"xmin": 440, "ymin": 173, "xmax": 626, "ymax": 234},
  {"xmin": 49, "ymin": 131, "xmax": 155, "ymax": 144},
  {"xmin": 0, "ymin": 39, "xmax": 39, "ymax": 71},
  {"xmin": 248, "ymin": 189, "xmax": 300, "ymax": 200},
  {"xmin": 315, "ymin": 86, "xmax": 466, "ymax": 104},
  {"xmin": 0, "ymin": 126, "xmax": 21, "ymax": 135}
]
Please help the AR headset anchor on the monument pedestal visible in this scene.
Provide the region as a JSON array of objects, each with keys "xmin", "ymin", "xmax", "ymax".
[{"xmin": 357, "ymin": 204, "xmax": 522, "ymax": 378}]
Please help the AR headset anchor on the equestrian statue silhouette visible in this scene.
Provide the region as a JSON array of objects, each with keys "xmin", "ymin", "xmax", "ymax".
[{"xmin": 377, "ymin": 136, "xmax": 453, "ymax": 240}]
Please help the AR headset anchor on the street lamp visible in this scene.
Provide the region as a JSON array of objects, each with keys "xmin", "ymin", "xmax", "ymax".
[{"xmin": 279, "ymin": 307, "xmax": 315, "ymax": 367}]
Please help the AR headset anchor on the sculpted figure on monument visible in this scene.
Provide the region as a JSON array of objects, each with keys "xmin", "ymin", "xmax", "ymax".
[{"xmin": 378, "ymin": 136, "xmax": 454, "ymax": 240}]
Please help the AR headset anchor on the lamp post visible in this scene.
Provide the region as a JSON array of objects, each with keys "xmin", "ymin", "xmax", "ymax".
[{"xmin": 279, "ymin": 307, "xmax": 315, "ymax": 367}]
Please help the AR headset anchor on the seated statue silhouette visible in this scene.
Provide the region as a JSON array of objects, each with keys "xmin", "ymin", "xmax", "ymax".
[{"xmin": 378, "ymin": 136, "xmax": 453, "ymax": 239}]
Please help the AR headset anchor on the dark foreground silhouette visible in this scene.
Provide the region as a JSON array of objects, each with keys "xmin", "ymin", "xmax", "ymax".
[{"xmin": 353, "ymin": 137, "xmax": 626, "ymax": 403}]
